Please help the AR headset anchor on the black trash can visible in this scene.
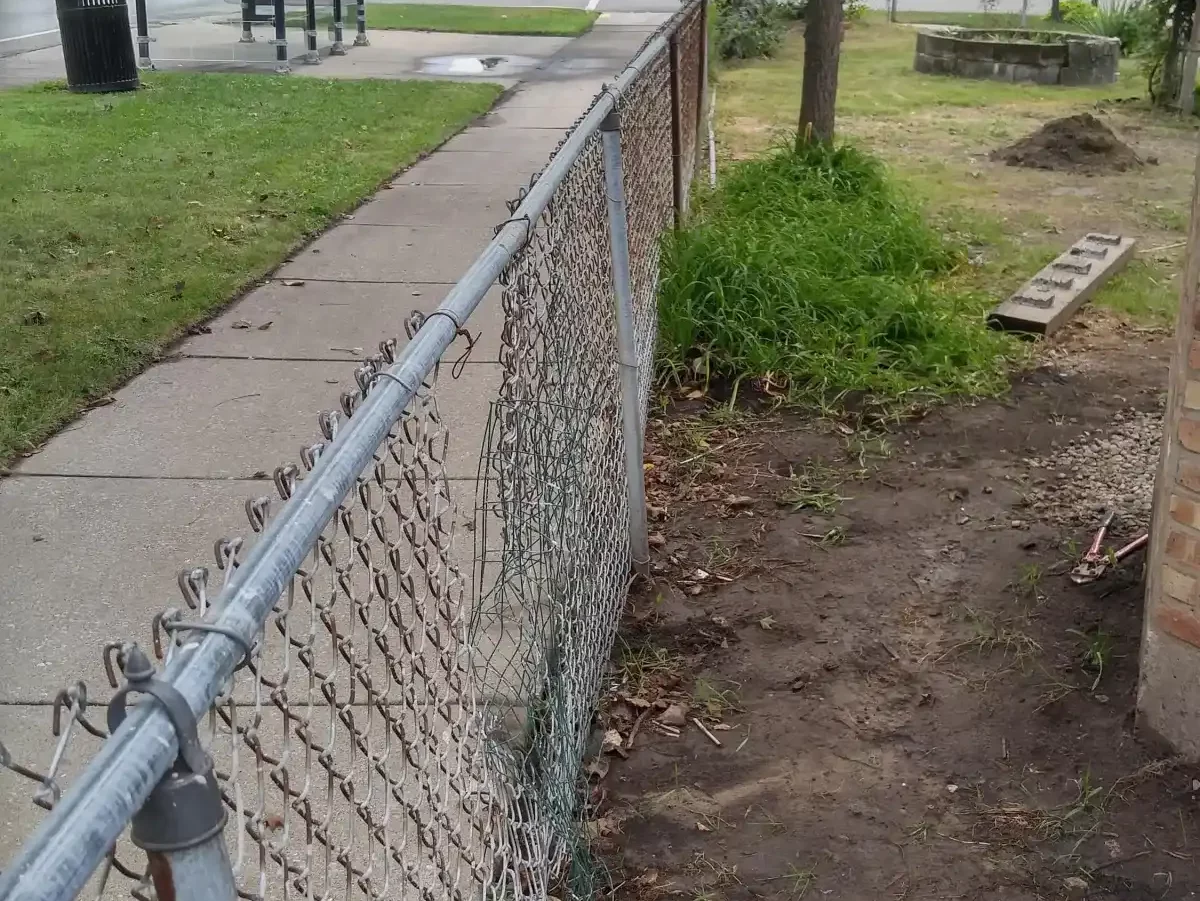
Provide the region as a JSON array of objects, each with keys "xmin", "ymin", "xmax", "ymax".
[{"xmin": 55, "ymin": 0, "xmax": 139, "ymax": 94}]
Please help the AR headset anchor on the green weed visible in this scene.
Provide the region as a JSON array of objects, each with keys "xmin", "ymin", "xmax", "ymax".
[
  {"xmin": 1070, "ymin": 628, "xmax": 1117, "ymax": 690},
  {"xmin": 781, "ymin": 461, "xmax": 849, "ymax": 514},
  {"xmin": 693, "ymin": 677, "xmax": 743, "ymax": 718},
  {"xmin": 658, "ymin": 143, "xmax": 1018, "ymax": 410}
]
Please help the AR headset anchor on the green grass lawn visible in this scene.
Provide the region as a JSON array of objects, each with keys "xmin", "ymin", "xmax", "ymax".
[
  {"xmin": 717, "ymin": 16, "xmax": 1183, "ymax": 327},
  {"xmin": 0, "ymin": 73, "xmax": 500, "ymax": 464},
  {"xmin": 290, "ymin": 3, "xmax": 598, "ymax": 36}
]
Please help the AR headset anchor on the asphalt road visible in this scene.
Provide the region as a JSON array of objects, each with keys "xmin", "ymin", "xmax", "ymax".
[
  {"xmin": 0, "ymin": 0, "xmax": 231, "ymax": 51},
  {"xmin": 0, "ymin": 0, "xmax": 1053, "ymax": 57}
]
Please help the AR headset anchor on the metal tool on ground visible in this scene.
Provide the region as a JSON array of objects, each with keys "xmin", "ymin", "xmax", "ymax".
[
  {"xmin": 988, "ymin": 232, "xmax": 1137, "ymax": 336},
  {"xmin": 1070, "ymin": 511, "xmax": 1150, "ymax": 584}
]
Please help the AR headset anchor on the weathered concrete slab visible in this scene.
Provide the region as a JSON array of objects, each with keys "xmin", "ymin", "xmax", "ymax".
[
  {"xmin": 275, "ymin": 225, "xmax": 493, "ymax": 282},
  {"xmin": 0, "ymin": 477, "xmax": 261, "ymax": 701},
  {"xmin": 441, "ymin": 126, "xmax": 564, "ymax": 155},
  {"xmin": 988, "ymin": 233, "xmax": 1137, "ymax": 336},
  {"xmin": 502, "ymin": 79, "xmax": 608, "ymax": 108},
  {"xmin": 397, "ymin": 150, "xmax": 544, "ymax": 187},
  {"xmin": 20, "ymin": 358, "xmax": 502, "ymax": 480},
  {"xmin": 480, "ymin": 105, "xmax": 586, "ymax": 130},
  {"xmin": 355, "ymin": 183, "xmax": 514, "ymax": 227},
  {"xmin": 177, "ymin": 279, "xmax": 505, "ymax": 362}
]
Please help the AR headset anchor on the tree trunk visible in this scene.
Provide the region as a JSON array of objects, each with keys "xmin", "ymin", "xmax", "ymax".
[
  {"xmin": 1049, "ymin": 0, "xmax": 1061, "ymax": 21},
  {"xmin": 1162, "ymin": 8, "xmax": 1188, "ymax": 108},
  {"xmin": 797, "ymin": 0, "xmax": 842, "ymax": 146}
]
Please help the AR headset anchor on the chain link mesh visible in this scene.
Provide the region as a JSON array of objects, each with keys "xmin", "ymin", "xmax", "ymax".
[{"xmin": 0, "ymin": 3, "xmax": 707, "ymax": 899}]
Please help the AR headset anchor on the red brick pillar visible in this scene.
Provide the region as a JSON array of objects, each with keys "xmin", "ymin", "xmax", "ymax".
[{"xmin": 1140, "ymin": 142, "xmax": 1200, "ymax": 756}]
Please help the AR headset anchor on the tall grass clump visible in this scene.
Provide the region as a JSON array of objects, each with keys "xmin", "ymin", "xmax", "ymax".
[{"xmin": 658, "ymin": 143, "xmax": 1017, "ymax": 407}]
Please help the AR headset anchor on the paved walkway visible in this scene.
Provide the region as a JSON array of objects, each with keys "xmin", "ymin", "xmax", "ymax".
[{"xmin": 0, "ymin": 10, "xmax": 666, "ymax": 869}]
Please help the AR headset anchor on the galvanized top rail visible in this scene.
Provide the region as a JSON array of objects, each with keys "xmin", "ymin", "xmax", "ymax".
[{"xmin": 0, "ymin": 12, "xmax": 688, "ymax": 901}]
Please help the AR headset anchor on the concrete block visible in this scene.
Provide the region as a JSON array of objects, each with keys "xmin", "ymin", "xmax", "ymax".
[
  {"xmin": 988, "ymin": 234, "xmax": 1137, "ymax": 336},
  {"xmin": 276, "ymin": 225, "xmax": 493, "ymax": 282}
]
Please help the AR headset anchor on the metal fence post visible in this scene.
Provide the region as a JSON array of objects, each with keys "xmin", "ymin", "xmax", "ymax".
[
  {"xmin": 271, "ymin": 0, "xmax": 288, "ymax": 73},
  {"xmin": 109, "ymin": 645, "xmax": 237, "ymax": 901},
  {"xmin": 668, "ymin": 33, "xmax": 684, "ymax": 226},
  {"xmin": 355, "ymin": 0, "xmax": 369, "ymax": 46},
  {"xmin": 303, "ymin": 0, "xmax": 319, "ymax": 64},
  {"xmin": 239, "ymin": 0, "xmax": 254, "ymax": 42},
  {"xmin": 331, "ymin": 0, "xmax": 346, "ymax": 54},
  {"xmin": 600, "ymin": 109, "xmax": 651, "ymax": 577},
  {"xmin": 697, "ymin": 0, "xmax": 708, "ymax": 146},
  {"xmin": 133, "ymin": 0, "xmax": 151, "ymax": 68}
]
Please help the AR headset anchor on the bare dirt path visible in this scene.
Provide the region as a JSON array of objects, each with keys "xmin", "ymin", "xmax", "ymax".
[{"xmin": 592, "ymin": 319, "xmax": 1198, "ymax": 901}]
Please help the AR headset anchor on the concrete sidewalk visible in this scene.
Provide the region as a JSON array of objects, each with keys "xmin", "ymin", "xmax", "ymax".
[
  {"xmin": 0, "ymin": 10, "xmax": 666, "ymax": 870},
  {"xmin": 0, "ymin": 9, "xmax": 664, "ymax": 85}
]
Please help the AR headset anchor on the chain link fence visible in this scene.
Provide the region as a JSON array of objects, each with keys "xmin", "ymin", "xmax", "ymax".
[{"xmin": 0, "ymin": 3, "xmax": 706, "ymax": 900}]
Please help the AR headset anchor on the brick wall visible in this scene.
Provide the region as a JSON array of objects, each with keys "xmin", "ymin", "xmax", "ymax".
[{"xmin": 1141, "ymin": 268, "xmax": 1200, "ymax": 755}]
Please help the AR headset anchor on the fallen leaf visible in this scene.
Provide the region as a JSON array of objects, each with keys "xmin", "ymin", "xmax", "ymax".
[
  {"xmin": 633, "ymin": 870, "xmax": 659, "ymax": 888},
  {"xmin": 257, "ymin": 321, "xmax": 273, "ymax": 331},
  {"xmin": 693, "ymin": 568, "xmax": 711, "ymax": 581},
  {"xmin": 695, "ymin": 821, "xmax": 712, "ymax": 833},
  {"xmin": 726, "ymin": 495, "xmax": 754, "ymax": 508},
  {"xmin": 584, "ymin": 756, "xmax": 610, "ymax": 780},
  {"xmin": 232, "ymin": 320, "xmax": 252, "ymax": 330},
  {"xmin": 601, "ymin": 728, "xmax": 623, "ymax": 754},
  {"xmin": 281, "ymin": 279, "xmax": 306, "ymax": 287},
  {"xmin": 594, "ymin": 817, "xmax": 619, "ymax": 837},
  {"xmin": 759, "ymin": 615, "xmax": 776, "ymax": 630},
  {"xmin": 658, "ymin": 703, "xmax": 689, "ymax": 727},
  {"xmin": 648, "ymin": 532, "xmax": 667, "ymax": 548},
  {"xmin": 711, "ymin": 723, "xmax": 734, "ymax": 732},
  {"xmin": 625, "ymin": 696, "xmax": 652, "ymax": 709}
]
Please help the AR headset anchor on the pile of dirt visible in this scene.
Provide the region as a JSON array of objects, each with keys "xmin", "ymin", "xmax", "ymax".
[{"xmin": 991, "ymin": 113, "xmax": 1144, "ymax": 174}]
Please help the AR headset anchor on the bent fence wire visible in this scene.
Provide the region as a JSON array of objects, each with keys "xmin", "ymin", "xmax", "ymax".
[{"xmin": 0, "ymin": 3, "xmax": 706, "ymax": 900}]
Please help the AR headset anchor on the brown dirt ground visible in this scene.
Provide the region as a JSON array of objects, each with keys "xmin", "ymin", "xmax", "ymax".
[
  {"xmin": 991, "ymin": 113, "xmax": 1145, "ymax": 175},
  {"xmin": 589, "ymin": 319, "xmax": 1200, "ymax": 901}
]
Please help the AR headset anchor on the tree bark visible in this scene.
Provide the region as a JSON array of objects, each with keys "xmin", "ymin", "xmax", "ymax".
[
  {"xmin": 797, "ymin": 0, "xmax": 842, "ymax": 147},
  {"xmin": 1049, "ymin": 0, "xmax": 1061, "ymax": 21}
]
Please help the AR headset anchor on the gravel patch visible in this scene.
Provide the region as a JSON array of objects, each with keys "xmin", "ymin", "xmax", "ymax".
[{"xmin": 1024, "ymin": 405, "xmax": 1163, "ymax": 533}]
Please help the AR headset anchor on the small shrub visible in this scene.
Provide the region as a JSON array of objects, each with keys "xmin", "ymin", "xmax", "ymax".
[
  {"xmin": 774, "ymin": 0, "xmax": 806, "ymax": 20},
  {"xmin": 844, "ymin": 0, "xmax": 868, "ymax": 20},
  {"xmin": 658, "ymin": 144, "xmax": 1015, "ymax": 406},
  {"xmin": 1079, "ymin": 0, "xmax": 1159, "ymax": 54},
  {"xmin": 715, "ymin": 0, "xmax": 787, "ymax": 59},
  {"xmin": 1054, "ymin": 0, "xmax": 1099, "ymax": 24}
]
